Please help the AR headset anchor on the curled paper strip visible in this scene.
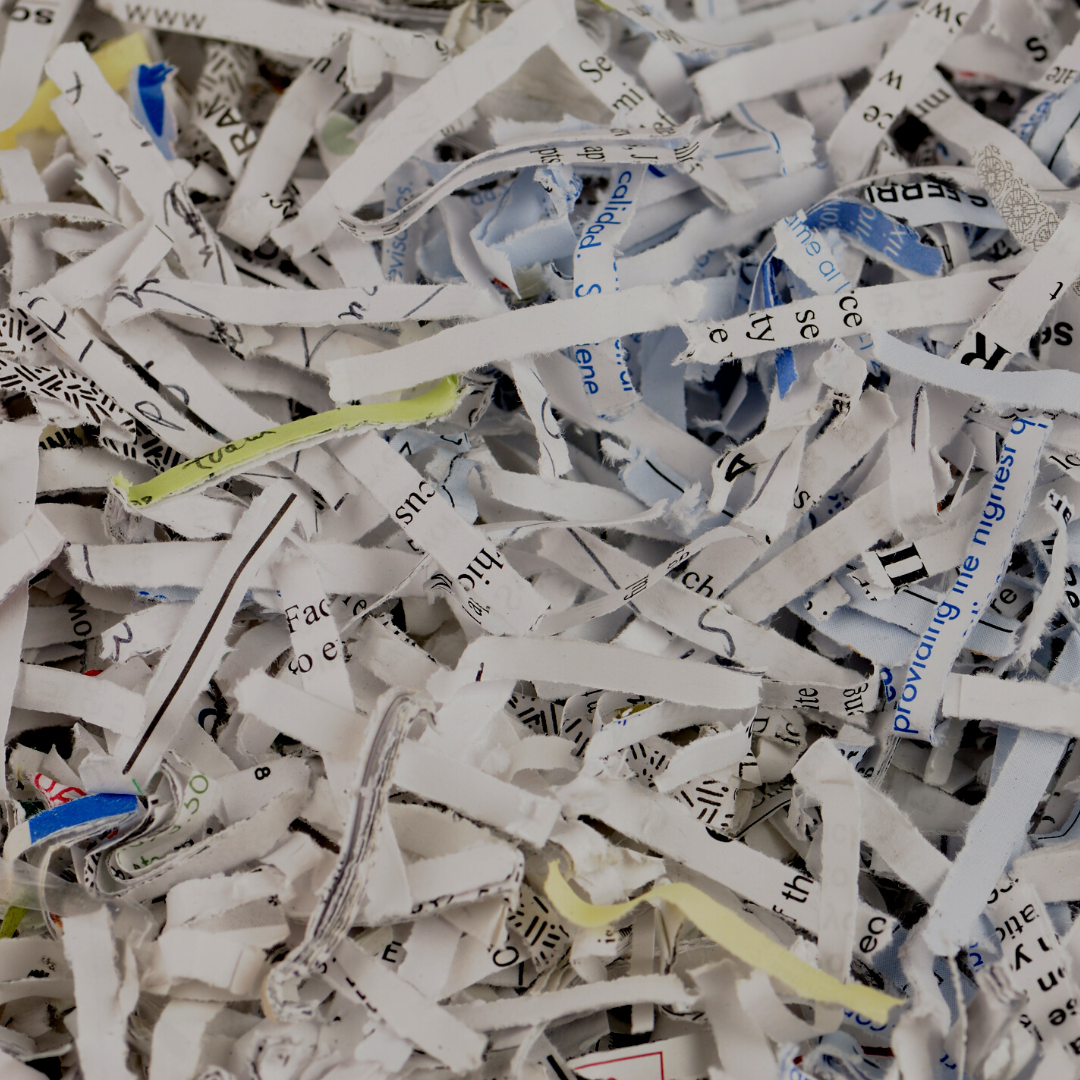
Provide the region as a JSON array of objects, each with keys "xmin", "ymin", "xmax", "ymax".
[
  {"xmin": 114, "ymin": 376, "xmax": 461, "ymax": 506},
  {"xmin": 263, "ymin": 689, "xmax": 429, "ymax": 1021},
  {"xmin": 10, "ymin": 1, "xmax": 1080, "ymax": 1078},
  {"xmin": 543, "ymin": 862, "xmax": 905, "ymax": 1023}
]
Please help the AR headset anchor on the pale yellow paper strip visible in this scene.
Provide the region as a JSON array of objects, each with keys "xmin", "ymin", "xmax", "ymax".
[{"xmin": 544, "ymin": 862, "xmax": 904, "ymax": 1024}]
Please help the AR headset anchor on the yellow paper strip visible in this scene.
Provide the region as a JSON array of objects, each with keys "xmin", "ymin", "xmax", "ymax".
[
  {"xmin": 544, "ymin": 862, "xmax": 904, "ymax": 1024},
  {"xmin": 114, "ymin": 376, "xmax": 462, "ymax": 507},
  {"xmin": 0, "ymin": 33, "xmax": 151, "ymax": 149},
  {"xmin": 0, "ymin": 905, "xmax": 26, "ymax": 939}
]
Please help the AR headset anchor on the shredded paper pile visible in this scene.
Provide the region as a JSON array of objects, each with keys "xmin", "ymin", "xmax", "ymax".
[{"xmin": 13, "ymin": 0, "xmax": 1080, "ymax": 1079}]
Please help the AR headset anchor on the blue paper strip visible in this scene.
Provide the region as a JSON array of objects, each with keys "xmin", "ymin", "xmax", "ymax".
[{"xmin": 27, "ymin": 793, "xmax": 140, "ymax": 845}]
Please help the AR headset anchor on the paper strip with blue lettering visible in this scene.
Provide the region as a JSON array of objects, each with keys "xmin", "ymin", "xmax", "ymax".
[{"xmin": 13, "ymin": 2, "xmax": 1080, "ymax": 1077}]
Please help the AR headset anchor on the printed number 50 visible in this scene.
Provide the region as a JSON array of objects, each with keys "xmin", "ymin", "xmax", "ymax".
[{"xmin": 184, "ymin": 774, "xmax": 209, "ymax": 814}]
